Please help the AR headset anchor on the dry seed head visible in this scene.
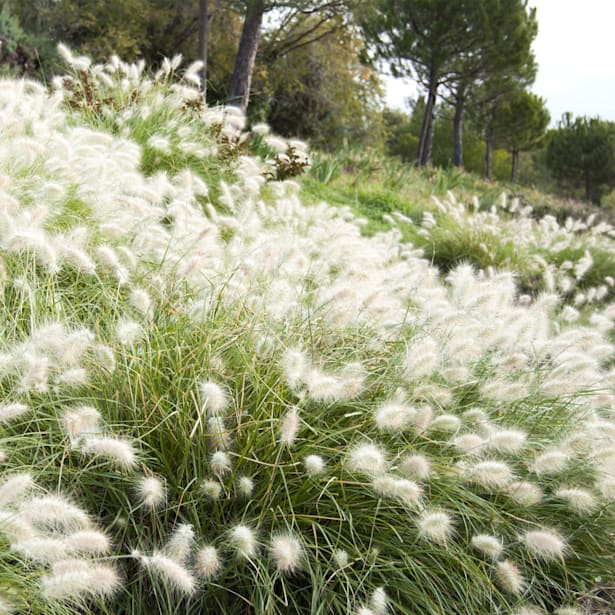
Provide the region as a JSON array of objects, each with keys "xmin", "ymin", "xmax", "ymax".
[
  {"xmin": 41, "ymin": 559, "xmax": 120, "ymax": 600},
  {"xmin": 279, "ymin": 407, "xmax": 300, "ymax": 446},
  {"xmin": 532, "ymin": 450, "xmax": 569, "ymax": 475},
  {"xmin": 506, "ymin": 481, "xmax": 543, "ymax": 506},
  {"xmin": 374, "ymin": 401, "xmax": 415, "ymax": 431},
  {"xmin": 370, "ymin": 586, "xmax": 388, "ymax": 614},
  {"xmin": 270, "ymin": 533, "xmax": 303, "ymax": 573},
  {"xmin": 11, "ymin": 537, "xmax": 69, "ymax": 563},
  {"xmin": 333, "ymin": 549, "xmax": 349, "ymax": 568},
  {"xmin": 62, "ymin": 405, "xmax": 101, "ymax": 439},
  {"xmin": 411, "ymin": 404, "xmax": 433, "ymax": 433},
  {"xmin": 115, "ymin": 320, "xmax": 142, "ymax": 346},
  {"xmin": 417, "ymin": 510, "xmax": 454, "ymax": 545},
  {"xmin": 141, "ymin": 551, "xmax": 196, "ymax": 595},
  {"xmin": 554, "ymin": 487, "xmax": 597, "ymax": 514},
  {"xmin": 347, "ymin": 443, "xmax": 386, "ymax": 475},
  {"xmin": 129, "ymin": 288, "xmax": 152, "ymax": 316},
  {"xmin": 496, "ymin": 559, "xmax": 525, "ymax": 595},
  {"xmin": 19, "ymin": 495, "xmax": 90, "ymax": 531},
  {"xmin": 237, "ymin": 475, "xmax": 254, "ymax": 497},
  {"xmin": 487, "ymin": 429, "xmax": 527, "ymax": 453},
  {"xmin": 201, "ymin": 479, "xmax": 222, "ymax": 500},
  {"xmin": 467, "ymin": 460, "xmax": 514, "ymax": 489},
  {"xmin": 304, "ymin": 454, "xmax": 326, "ymax": 476},
  {"xmin": 230, "ymin": 525, "xmax": 258, "ymax": 559},
  {"xmin": 211, "ymin": 451, "xmax": 231, "ymax": 476},
  {"xmin": 399, "ymin": 454, "xmax": 431, "ymax": 480},
  {"xmin": 0, "ymin": 473, "xmax": 34, "ymax": 508},
  {"xmin": 165, "ymin": 524, "xmax": 195, "ymax": 564},
  {"xmin": 208, "ymin": 416, "xmax": 230, "ymax": 449},
  {"xmin": 514, "ymin": 608, "xmax": 545, "ymax": 615},
  {"xmin": 522, "ymin": 529, "xmax": 567, "ymax": 560},
  {"xmin": 195, "ymin": 545, "xmax": 220, "ymax": 578},
  {"xmin": 597, "ymin": 477, "xmax": 615, "ymax": 501},
  {"xmin": 80, "ymin": 436, "xmax": 137, "ymax": 468},
  {"xmin": 0, "ymin": 402, "xmax": 29, "ymax": 423},
  {"xmin": 372, "ymin": 475, "xmax": 422, "ymax": 506},
  {"xmin": 429, "ymin": 414, "xmax": 461, "ymax": 432},
  {"xmin": 137, "ymin": 476, "xmax": 166, "ymax": 509},
  {"xmin": 64, "ymin": 530, "xmax": 110, "ymax": 555},
  {"xmin": 199, "ymin": 381, "xmax": 228, "ymax": 416},
  {"xmin": 281, "ymin": 348, "xmax": 307, "ymax": 390},
  {"xmin": 451, "ymin": 433, "xmax": 484, "ymax": 456},
  {"xmin": 471, "ymin": 534, "xmax": 503, "ymax": 559}
]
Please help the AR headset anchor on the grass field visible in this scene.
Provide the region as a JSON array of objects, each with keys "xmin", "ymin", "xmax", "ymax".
[{"xmin": 0, "ymin": 50, "xmax": 613, "ymax": 615}]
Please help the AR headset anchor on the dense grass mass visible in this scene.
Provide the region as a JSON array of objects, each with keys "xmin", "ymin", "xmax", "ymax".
[{"xmin": 0, "ymin": 51, "xmax": 614, "ymax": 615}]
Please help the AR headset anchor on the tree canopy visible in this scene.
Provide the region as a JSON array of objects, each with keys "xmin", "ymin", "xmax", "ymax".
[{"xmin": 546, "ymin": 114, "xmax": 615, "ymax": 204}]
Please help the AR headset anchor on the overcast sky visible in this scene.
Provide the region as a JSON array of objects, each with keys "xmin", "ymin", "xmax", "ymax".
[{"xmin": 385, "ymin": 1, "xmax": 615, "ymax": 124}]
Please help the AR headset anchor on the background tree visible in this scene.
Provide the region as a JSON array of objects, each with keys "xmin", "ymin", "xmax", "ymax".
[
  {"xmin": 360, "ymin": 0, "xmax": 474, "ymax": 166},
  {"xmin": 546, "ymin": 114, "xmax": 615, "ymax": 204},
  {"xmin": 262, "ymin": 19, "xmax": 384, "ymax": 149},
  {"xmin": 0, "ymin": 1, "xmax": 38, "ymax": 76},
  {"xmin": 491, "ymin": 88, "xmax": 549, "ymax": 182},
  {"xmin": 444, "ymin": 0, "xmax": 537, "ymax": 169},
  {"xmin": 360, "ymin": 0, "xmax": 535, "ymax": 168},
  {"xmin": 227, "ymin": 0, "xmax": 352, "ymax": 112}
]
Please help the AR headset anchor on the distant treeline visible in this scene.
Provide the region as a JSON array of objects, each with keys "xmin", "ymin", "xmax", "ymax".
[{"xmin": 1, "ymin": 0, "xmax": 614, "ymax": 203}]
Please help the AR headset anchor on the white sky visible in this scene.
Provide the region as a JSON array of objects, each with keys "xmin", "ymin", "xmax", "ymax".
[{"xmin": 385, "ymin": 1, "xmax": 615, "ymax": 124}]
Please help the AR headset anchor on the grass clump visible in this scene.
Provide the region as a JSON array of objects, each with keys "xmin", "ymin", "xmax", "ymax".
[{"xmin": 0, "ymin": 50, "xmax": 613, "ymax": 615}]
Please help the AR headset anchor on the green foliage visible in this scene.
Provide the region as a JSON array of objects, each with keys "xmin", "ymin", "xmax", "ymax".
[
  {"xmin": 257, "ymin": 19, "xmax": 384, "ymax": 151},
  {"xmin": 546, "ymin": 114, "xmax": 615, "ymax": 204},
  {"xmin": 0, "ymin": 1, "xmax": 38, "ymax": 76}
]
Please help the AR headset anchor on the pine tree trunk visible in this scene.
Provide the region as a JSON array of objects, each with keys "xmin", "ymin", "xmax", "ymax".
[
  {"xmin": 417, "ymin": 78, "xmax": 437, "ymax": 167},
  {"xmin": 485, "ymin": 124, "xmax": 494, "ymax": 181},
  {"xmin": 198, "ymin": 0, "xmax": 209, "ymax": 97},
  {"xmin": 453, "ymin": 95, "xmax": 464, "ymax": 168},
  {"xmin": 511, "ymin": 148, "xmax": 519, "ymax": 183},
  {"xmin": 229, "ymin": 0, "xmax": 265, "ymax": 113},
  {"xmin": 585, "ymin": 168, "xmax": 593, "ymax": 203}
]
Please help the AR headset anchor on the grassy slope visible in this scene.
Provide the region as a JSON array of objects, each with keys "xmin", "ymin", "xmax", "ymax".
[
  {"xmin": 304, "ymin": 151, "xmax": 615, "ymax": 305},
  {"xmin": 0, "ymin": 56, "xmax": 614, "ymax": 615}
]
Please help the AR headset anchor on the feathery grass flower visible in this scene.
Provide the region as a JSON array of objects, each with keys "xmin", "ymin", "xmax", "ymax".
[
  {"xmin": 165, "ymin": 524, "xmax": 195, "ymax": 564},
  {"xmin": 211, "ymin": 451, "xmax": 231, "ymax": 476},
  {"xmin": 137, "ymin": 476, "xmax": 166, "ymax": 509},
  {"xmin": 522, "ymin": 529, "xmax": 567, "ymax": 560},
  {"xmin": 279, "ymin": 407, "xmax": 300, "ymax": 446},
  {"xmin": 0, "ymin": 473, "xmax": 34, "ymax": 507},
  {"xmin": 237, "ymin": 476, "xmax": 254, "ymax": 498},
  {"xmin": 467, "ymin": 460, "xmax": 514, "ymax": 489},
  {"xmin": 201, "ymin": 479, "xmax": 222, "ymax": 500},
  {"xmin": 496, "ymin": 559, "xmax": 525, "ymax": 595},
  {"xmin": 230, "ymin": 525, "xmax": 257, "ymax": 560},
  {"xmin": 80, "ymin": 436, "xmax": 137, "ymax": 468},
  {"xmin": 398, "ymin": 455, "xmax": 431, "ymax": 480},
  {"xmin": 270, "ymin": 533, "xmax": 303, "ymax": 574},
  {"xmin": 507, "ymin": 481, "xmax": 543, "ymax": 506},
  {"xmin": 304, "ymin": 454, "xmax": 326, "ymax": 476},
  {"xmin": 417, "ymin": 510, "xmax": 454, "ymax": 545},
  {"xmin": 195, "ymin": 545, "xmax": 220, "ymax": 578},
  {"xmin": 199, "ymin": 381, "xmax": 228, "ymax": 416},
  {"xmin": 347, "ymin": 443, "xmax": 386, "ymax": 475},
  {"xmin": 137, "ymin": 550, "xmax": 196, "ymax": 595},
  {"xmin": 0, "ymin": 402, "xmax": 29, "ymax": 423},
  {"xmin": 40, "ymin": 558, "xmax": 120, "ymax": 600},
  {"xmin": 471, "ymin": 533, "xmax": 504, "ymax": 559}
]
